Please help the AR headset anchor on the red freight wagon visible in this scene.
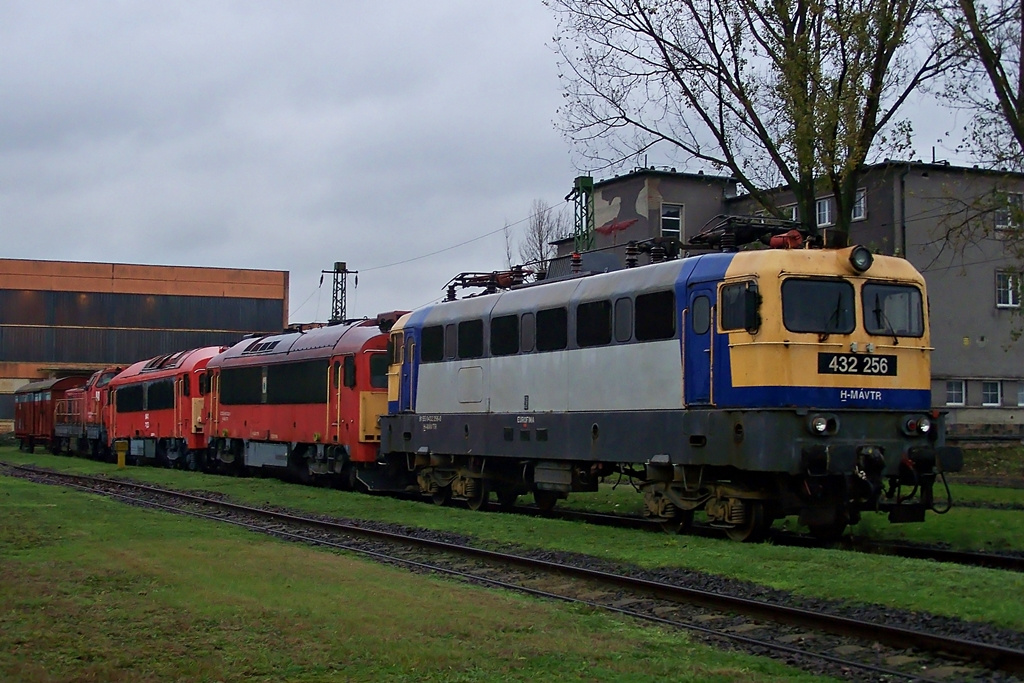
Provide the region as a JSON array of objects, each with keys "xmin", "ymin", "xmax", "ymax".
[
  {"xmin": 108, "ymin": 347, "xmax": 225, "ymax": 469},
  {"xmin": 204, "ymin": 316, "xmax": 396, "ymax": 485},
  {"xmin": 14, "ymin": 376, "xmax": 88, "ymax": 453},
  {"xmin": 54, "ymin": 366, "xmax": 123, "ymax": 459}
]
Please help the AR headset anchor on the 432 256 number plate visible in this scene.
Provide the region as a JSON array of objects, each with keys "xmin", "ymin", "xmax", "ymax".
[{"xmin": 818, "ymin": 353, "xmax": 897, "ymax": 376}]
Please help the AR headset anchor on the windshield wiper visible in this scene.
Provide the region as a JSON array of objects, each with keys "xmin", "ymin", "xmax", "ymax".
[{"xmin": 873, "ymin": 293, "xmax": 899, "ymax": 345}]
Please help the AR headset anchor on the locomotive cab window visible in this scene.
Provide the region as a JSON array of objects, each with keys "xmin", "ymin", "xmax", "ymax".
[
  {"xmin": 343, "ymin": 355, "xmax": 356, "ymax": 387},
  {"xmin": 536, "ymin": 306, "xmax": 568, "ymax": 351},
  {"xmin": 720, "ymin": 281, "xmax": 760, "ymax": 333},
  {"xmin": 199, "ymin": 372, "xmax": 209, "ymax": 395},
  {"xmin": 636, "ymin": 291, "xmax": 676, "ymax": 340},
  {"xmin": 388, "ymin": 333, "xmax": 403, "ymax": 365},
  {"xmin": 490, "ymin": 314, "xmax": 519, "ymax": 356},
  {"xmin": 782, "ymin": 279, "xmax": 855, "ymax": 334},
  {"xmin": 691, "ymin": 296, "xmax": 711, "ymax": 335},
  {"xmin": 863, "ymin": 283, "xmax": 923, "ymax": 337},
  {"xmin": 420, "ymin": 325, "xmax": 444, "ymax": 363},
  {"xmin": 577, "ymin": 300, "xmax": 612, "ymax": 347},
  {"xmin": 457, "ymin": 319, "xmax": 484, "ymax": 359}
]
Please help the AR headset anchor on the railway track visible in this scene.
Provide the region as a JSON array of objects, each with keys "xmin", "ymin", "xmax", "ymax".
[
  {"xmin": 5, "ymin": 462, "xmax": 1024, "ymax": 682},
  {"xmin": 530, "ymin": 506, "xmax": 1024, "ymax": 573}
]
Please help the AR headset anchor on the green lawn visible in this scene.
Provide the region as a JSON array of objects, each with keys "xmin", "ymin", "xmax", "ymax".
[
  {"xmin": 0, "ymin": 473, "xmax": 829, "ymax": 682},
  {"xmin": 5, "ymin": 448, "xmax": 1024, "ymax": 633}
]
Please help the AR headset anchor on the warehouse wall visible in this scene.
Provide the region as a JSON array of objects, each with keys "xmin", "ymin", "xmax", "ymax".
[{"xmin": 0, "ymin": 258, "xmax": 290, "ymax": 428}]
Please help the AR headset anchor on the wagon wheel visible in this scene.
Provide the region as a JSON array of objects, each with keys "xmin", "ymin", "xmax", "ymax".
[
  {"xmin": 431, "ymin": 485, "xmax": 452, "ymax": 506},
  {"xmin": 533, "ymin": 490, "xmax": 559, "ymax": 514},
  {"xmin": 725, "ymin": 501, "xmax": 771, "ymax": 543},
  {"xmin": 466, "ymin": 481, "xmax": 490, "ymax": 512},
  {"xmin": 496, "ymin": 488, "xmax": 519, "ymax": 511},
  {"xmin": 660, "ymin": 509, "xmax": 695, "ymax": 535}
]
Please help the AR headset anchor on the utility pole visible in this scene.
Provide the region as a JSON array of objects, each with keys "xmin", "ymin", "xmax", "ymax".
[{"xmin": 321, "ymin": 262, "xmax": 358, "ymax": 323}]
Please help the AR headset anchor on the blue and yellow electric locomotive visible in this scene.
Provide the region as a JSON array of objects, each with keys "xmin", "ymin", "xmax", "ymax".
[{"xmin": 379, "ymin": 240, "xmax": 962, "ymax": 541}]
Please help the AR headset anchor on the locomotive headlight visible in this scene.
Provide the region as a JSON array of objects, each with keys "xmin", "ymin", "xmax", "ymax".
[
  {"xmin": 849, "ymin": 246, "xmax": 874, "ymax": 273},
  {"xmin": 811, "ymin": 416, "xmax": 829, "ymax": 434},
  {"xmin": 807, "ymin": 413, "xmax": 839, "ymax": 436},
  {"xmin": 901, "ymin": 415, "xmax": 932, "ymax": 435}
]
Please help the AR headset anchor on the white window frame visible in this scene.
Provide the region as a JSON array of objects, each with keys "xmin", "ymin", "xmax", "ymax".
[
  {"xmin": 782, "ymin": 204, "xmax": 798, "ymax": 221},
  {"xmin": 816, "ymin": 197, "xmax": 832, "ymax": 227},
  {"xmin": 945, "ymin": 380, "xmax": 965, "ymax": 406},
  {"xmin": 1017, "ymin": 383, "xmax": 1024, "ymax": 407},
  {"xmin": 997, "ymin": 271, "xmax": 1021, "ymax": 308},
  {"xmin": 995, "ymin": 192, "xmax": 1024, "ymax": 230},
  {"xmin": 660, "ymin": 203, "xmax": 683, "ymax": 240},
  {"xmin": 982, "ymin": 380, "xmax": 1002, "ymax": 407},
  {"xmin": 852, "ymin": 188, "xmax": 867, "ymax": 221}
]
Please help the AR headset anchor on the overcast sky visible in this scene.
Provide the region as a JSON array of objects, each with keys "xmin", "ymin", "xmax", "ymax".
[{"xmin": 0, "ymin": 2, "xmax": 971, "ymax": 324}]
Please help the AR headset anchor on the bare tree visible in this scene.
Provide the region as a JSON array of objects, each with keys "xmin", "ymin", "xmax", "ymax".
[
  {"xmin": 548, "ymin": 0, "xmax": 958, "ymax": 244},
  {"xmin": 518, "ymin": 198, "xmax": 568, "ymax": 275}
]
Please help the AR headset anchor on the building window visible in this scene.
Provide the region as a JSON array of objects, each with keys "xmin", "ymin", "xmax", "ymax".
[
  {"xmin": 816, "ymin": 198, "xmax": 832, "ymax": 226},
  {"xmin": 945, "ymin": 380, "xmax": 965, "ymax": 406},
  {"xmin": 1018, "ymin": 383, "xmax": 1024, "ymax": 407},
  {"xmin": 997, "ymin": 271, "xmax": 1020, "ymax": 308},
  {"xmin": 983, "ymin": 381, "xmax": 1002, "ymax": 406},
  {"xmin": 852, "ymin": 189, "xmax": 867, "ymax": 221},
  {"xmin": 994, "ymin": 192, "xmax": 1024, "ymax": 230},
  {"xmin": 661, "ymin": 203, "xmax": 683, "ymax": 240},
  {"xmin": 783, "ymin": 205, "xmax": 798, "ymax": 221}
]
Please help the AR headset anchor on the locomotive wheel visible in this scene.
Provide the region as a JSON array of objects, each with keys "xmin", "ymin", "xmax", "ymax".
[
  {"xmin": 660, "ymin": 509, "xmax": 695, "ymax": 535},
  {"xmin": 466, "ymin": 482, "xmax": 490, "ymax": 512},
  {"xmin": 431, "ymin": 485, "xmax": 452, "ymax": 506},
  {"xmin": 725, "ymin": 501, "xmax": 771, "ymax": 543},
  {"xmin": 533, "ymin": 490, "xmax": 559, "ymax": 514}
]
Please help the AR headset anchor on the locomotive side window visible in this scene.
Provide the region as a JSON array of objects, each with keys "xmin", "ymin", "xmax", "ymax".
[
  {"xmin": 577, "ymin": 300, "xmax": 612, "ymax": 347},
  {"xmin": 614, "ymin": 298, "xmax": 632, "ymax": 342},
  {"xmin": 115, "ymin": 385, "xmax": 144, "ymax": 413},
  {"xmin": 521, "ymin": 312, "xmax": 536, "ymax": 352},
  {"xmin": 782, "ymin": 279, "xmax": 855, "ymax": 334},
  {"xmin": 863, "ymin": 283, "xmax": 924, "ymax": 337},
  {"xmin": 147, "ymin": 379, "xmax": 175, "ymax": 411},
  {"xmin": 199, "ymin": 372, "xmax": 209, "ymax": 395},
  {"xmin": 720, "ymin": 282, "xmax": 760, "ymax": 333},
  {"xmin": 636, "ymin": 291, "xmax": 676, "ymax": 340},
  {"xmin": 458, "ymin": 319, "xmax": 484, "ymax": 359},
  {"xmin": 490, "ymin": 314, "xmax": 520, "ymax": 356},
  {"xmin": 267, "ymin": 360, "xmax": 329, "ymax": 404},
  {"xmin": 370, "ymin": 353, "xmax": 389, "ymax": 388},
  {"xmin": 536, "ymin": 306, "xmax": 568, "ymax": 351},
  {"xmin": 421, "ymin": 325, "xmax": 444, "ymax": 363},
  {"xmin": 333, "ymin": 361, "xmax": 340, "ymax": 387},
  {"xmin": 691, "ymin": 296, "xmax": 711, "ymax": 334},
  {"xmin": 444, "ymin": 324, "xmax": 457, "ymax": 359},
  {"xmin": 220, "ymin": 366, "xmax": 265, "ymax": 405},
  {"xmin": 182, "ymin": 376, "xmax": 191, "ymax": 397}
]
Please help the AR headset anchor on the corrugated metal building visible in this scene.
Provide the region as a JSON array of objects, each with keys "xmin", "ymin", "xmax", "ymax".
[{"xmin": 0, "ymin": 259, "xmax": 289, "ymax": 428}]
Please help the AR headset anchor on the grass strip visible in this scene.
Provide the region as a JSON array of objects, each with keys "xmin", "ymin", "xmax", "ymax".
[
  {"xmin": 5, "ymin": 449, "xmax": 1024, "ymax": 632},
  {"xmin": 0, "ymin": 473, "xmax": 829, "ymax": 682}
]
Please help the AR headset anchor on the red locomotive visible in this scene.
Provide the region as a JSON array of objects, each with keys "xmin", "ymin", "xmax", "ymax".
[
  {"xmin": 203, "ymin": 316, "xmax": 396, "ymax": 484},
  {"xmin": 14, "ymin": 376, "xmax": 88, "ymax": 453},
  {"xmin": 107, "ymin": 347, "xmax": 225, "ymax": 469},
  {"xmin": 54, "ymin": 366, "xmax": 123, "ymax": 459}
]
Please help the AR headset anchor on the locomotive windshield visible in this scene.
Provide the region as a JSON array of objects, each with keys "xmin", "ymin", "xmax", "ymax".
[
  {"xmin": 863, "ymin": 283, "xmax": 924, "ymax": 337},
  {"xmin": 782, "ymin": 279, "xmax": 855, "ymax": 334}
]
